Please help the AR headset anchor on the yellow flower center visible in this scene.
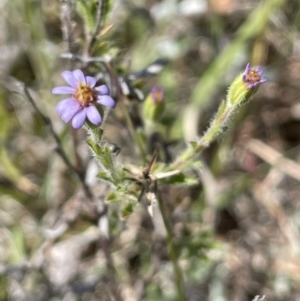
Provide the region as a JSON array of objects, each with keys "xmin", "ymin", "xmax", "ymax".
[
  {"xmin": 73, "ymin": 83, "xmax": 96, "ymax": 107},
  {"xmin": 244, "ymin": 70, "xmax": 261, "ymax": 86}
]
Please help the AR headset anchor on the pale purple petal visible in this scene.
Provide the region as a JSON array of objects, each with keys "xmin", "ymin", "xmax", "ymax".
[
  {"xmin": 61, "ymin": 103, "xmax": 81, "ymax": 123},
  {"xmin": 260, "ymin": 78, "xmax": 267, "ymax": 83},
  {"xmin": 256, "ymin": 66, "xmax": 262, "ymax": 72},
  {"xmin": 52, "ymin": 86, "xmax": 75, "ymax": 94},
  {"xmin": 61, "ymin": 71, "xmax": 78, "ymax": 88},
  {"xmin": 256, "ymin": 66, "xmax": 263, "ymax": 76},
  {"xmin": 73, "ymin": 69, "xmax": 86, "ymax": 84},
  {"xmin": 72, "ymin": 108, "xmax": 87, "ymax": 129},
  {"xmin": 86, "ymin": 105, "xmax": 102, "ymax": 125},
  {"xmin": 86, "ymin": 76, "xmax": 97, "ymax": 88},
  {"xmin": 258, "ymin": 70, "xmax": 264, "ymax": 77},
  {"xmin": 95, "ymin": 85, "xmax": 110, "ymax": 95},
  {"xmin": 56, "ymin": 98, "xmax": 77, "ymax": 115},
  {"xmin": 97, "ymin": 95, "xmax": 116, "ymax": 108},
  {"xmin": 244, "ymin": 63, "xmax": 251, "ymax": 75}
]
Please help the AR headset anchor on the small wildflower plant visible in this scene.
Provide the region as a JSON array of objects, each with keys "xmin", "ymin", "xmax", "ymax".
[
  {"xmin": 52, "ymin": 69, "xmax": 116, "ymax": 129},
  {"xmin": 53, "ymin": 61, "xmax": 266, "ymax": 301},
  {"xmin": 50, "ymin": 4, "xmax": 266, "ymax": 297},
  {"xmin": 51, "ymin": 63, "xmax": 266, "ymax": 199}
]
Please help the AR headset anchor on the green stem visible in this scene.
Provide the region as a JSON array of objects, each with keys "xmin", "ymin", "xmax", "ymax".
[
  {"xmin": 119, "ymin": 100, "xmax": 147, "ymax": 164},
  {"xmin": 157, "ymin": 197, "xmax": 187, "ymax": 301},
  {"xmin": 171, "ymin": 102, "xmax": 232, "ymax": 171}
]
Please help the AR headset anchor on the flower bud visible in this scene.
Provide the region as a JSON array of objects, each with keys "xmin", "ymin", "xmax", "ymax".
[
  {"xmin": 227, "ymin": 63, "xmax": 267, "ymax": 106},
  {"xmin": 143, "ymin": 85, "xmax": 165, "ymax": 122}
]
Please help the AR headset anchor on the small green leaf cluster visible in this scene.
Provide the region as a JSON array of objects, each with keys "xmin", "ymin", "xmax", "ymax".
[{"xmin": 85, "ymin": 124, "xmax": 120, "ymax": 187}]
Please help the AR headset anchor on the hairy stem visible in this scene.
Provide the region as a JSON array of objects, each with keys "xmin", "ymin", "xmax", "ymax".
[{"xmin": 171, "ymin": 101, "xmax": 233, "ymax": 171}]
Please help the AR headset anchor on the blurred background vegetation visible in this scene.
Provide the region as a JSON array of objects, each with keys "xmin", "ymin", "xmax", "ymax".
[{"xmin": 1, "ymin": 0, "xmax": 300, "ymax": 300}]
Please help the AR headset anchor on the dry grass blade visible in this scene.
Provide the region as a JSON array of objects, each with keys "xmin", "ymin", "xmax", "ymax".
[{"xmin": 246, "ymin": 139, "xmax": 300, "ymax": 182}]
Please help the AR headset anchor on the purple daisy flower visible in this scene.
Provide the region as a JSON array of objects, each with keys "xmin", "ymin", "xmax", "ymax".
[
  {"xmin": 52, "ymin": 69, "xmax": 116, "ymax": 129},
  {"xmin": 242, "ymin": 63, "xmax": 267, "ymax": 89}
]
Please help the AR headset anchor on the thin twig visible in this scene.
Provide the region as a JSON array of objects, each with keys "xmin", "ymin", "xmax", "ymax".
[
  {"xmin": 103, "ymin": 61, "xmax": 148, "ymax": 163},
  {"xmin": 59, "ymin": 0, "xmax": 74, "ymax": 54},
  {"xmin": 22, "ymin": 84, "xmax": 93, "ymax": 199},
  {"xmin": 61, "ymin": 53, "xmax": 106, "ymax": 63}
]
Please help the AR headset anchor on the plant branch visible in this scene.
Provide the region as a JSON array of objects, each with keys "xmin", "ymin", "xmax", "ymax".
[
  {"xmin": 119, "ymin": 98, "xmax": 148, "ymax": 164},
  {"xmin": 171, "ymin": 101, "xmax": 232, "ymax": 171},
  {"xmin": 102, "ymin": 61, "xmax": 148, "ymax": 164},
  {"xmin": 157, "ymin": 197, "xmax": 187, "ymax": 301},
  {"xmin": 87, "ymin": 0, "xmax": 103, "ymax": 55},
  {"xmin": 60, "ymin": 53, "xmax": 106, "ymax": 63}
]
